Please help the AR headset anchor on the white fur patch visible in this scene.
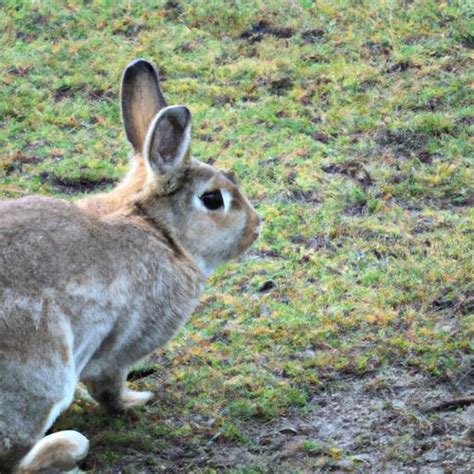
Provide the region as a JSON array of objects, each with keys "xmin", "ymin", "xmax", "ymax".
[
  {"xmin": 41, "ymin": 368, "xmax": 77, "ymax": 434},
  {"xmin": 194, "ymin": 257, "xmax": 214, "ymax": 277},
  {"xmin": 221, "ymin": 188, "xmax": 232, "ymax": 213},
  {"xmin": 193, "ymin": 194, "xmax": 209, "ymax": 213},
  {"xmin": 19, "ymin": 430, "xmax": 89, "ymax": 471},
  {"xmin": 121, "ymin": 388, "xmax": 154, "ymax": 408}
]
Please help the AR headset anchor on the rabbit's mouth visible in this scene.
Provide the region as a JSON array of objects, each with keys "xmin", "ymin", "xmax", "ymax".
[
  {"xmin": 235, "ymin": 211, "xmax": 262, "ymax": 257},
  {"xmin": 193, "ymin": 221, "xmax": 261, "ymax": 277}
]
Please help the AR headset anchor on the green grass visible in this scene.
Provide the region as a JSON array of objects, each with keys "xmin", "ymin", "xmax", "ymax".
[{"xmin": 1, "ymin": 0, "xmax": 473, "ymax": 471}]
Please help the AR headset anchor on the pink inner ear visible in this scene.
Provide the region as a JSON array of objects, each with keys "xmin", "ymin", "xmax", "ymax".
[
  {"xmin": 145, "ymin": 106, "xmax": 191, "ymax": 174},
  {"xmin": 157, "ymin": 119, "xmax": 183, "ymax": 164}
]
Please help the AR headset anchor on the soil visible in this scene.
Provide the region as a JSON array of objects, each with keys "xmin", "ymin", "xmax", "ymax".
[
  {"xmin": 39, "ymin": 173, "xmax": 116, "ymax": 195},
  {"xmin": 108, "ymin": 367, "xmax": 473, "ymax": 473}
]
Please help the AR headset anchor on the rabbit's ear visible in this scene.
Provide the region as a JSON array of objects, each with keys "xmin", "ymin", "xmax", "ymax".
[
  {"xmin": 121, "ymin": 59, "xmax": 168, "ymax": 153},
  {"xmin": 144, "ymin": 105, "xmax": 191, "ymax": 174}
]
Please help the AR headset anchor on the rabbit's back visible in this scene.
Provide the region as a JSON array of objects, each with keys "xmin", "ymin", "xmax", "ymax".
[
  {"xmin": 0, "ymin": 196, "xmax": 117, "ymax": 291},
  {"xmin": 0, "ymin": 196, "xmax": 202, "ymax": 378}
]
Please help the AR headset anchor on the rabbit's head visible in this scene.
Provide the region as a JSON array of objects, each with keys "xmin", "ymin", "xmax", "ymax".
[{"xmin": 121, "ymin": 60, "xmax": 261, "ymax": 275}]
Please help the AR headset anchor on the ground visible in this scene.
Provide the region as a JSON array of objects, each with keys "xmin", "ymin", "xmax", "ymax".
[{"xmin": 0, "ymin": 1, "xmax": 473, "ymax": 472}]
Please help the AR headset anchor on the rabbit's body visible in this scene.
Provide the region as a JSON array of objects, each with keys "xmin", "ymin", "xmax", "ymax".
[
  {"xmin": 0, "ymin": 196, "xmax": 201, "ymax": 377},
  {"xmin": 0, "ymin": 59, "xmax": 260, "ymax": 473},
  {"xmin": 0, "ymin": 196, "xmax": 201, "ymax": 471}
]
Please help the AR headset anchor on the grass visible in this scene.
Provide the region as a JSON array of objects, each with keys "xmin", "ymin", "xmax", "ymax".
[{"xmin": 1, "ymin": 0, "xmax": 473, "ymax": 471}]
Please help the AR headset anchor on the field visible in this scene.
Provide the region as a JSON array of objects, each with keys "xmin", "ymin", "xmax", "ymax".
[{"xmin": 0, "ymin": 0, "xmax": 473, "ymax": 472}]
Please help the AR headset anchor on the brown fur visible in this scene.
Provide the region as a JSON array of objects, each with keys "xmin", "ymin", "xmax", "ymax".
[{"xmin": 77, "ymin": 156, "xmax": 147, "ymax": 216}]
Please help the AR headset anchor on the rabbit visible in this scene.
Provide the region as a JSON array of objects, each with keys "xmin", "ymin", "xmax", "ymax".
[{"xmin": 0, "ymin": 59, "xmax": 261, "ymax": 473}]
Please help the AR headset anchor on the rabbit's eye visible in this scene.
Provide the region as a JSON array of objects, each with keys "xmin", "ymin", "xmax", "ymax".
[{"xmin": 200, "ymin": 190, "xmax": 224, "ymax": 210}]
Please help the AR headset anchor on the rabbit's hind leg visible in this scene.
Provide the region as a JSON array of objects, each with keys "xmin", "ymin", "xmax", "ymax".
[
  {"xmin": 0, "ymin": 394, "xmax": 81, "ymax": 474},
  {"xmin": 16, "ymin": 430, "xmax": 89, "ymax": 473}
]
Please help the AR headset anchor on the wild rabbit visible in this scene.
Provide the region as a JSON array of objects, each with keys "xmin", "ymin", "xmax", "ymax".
[{"xmin": 0, "ymin": 59, "xmax": 261, "ymax": 473}]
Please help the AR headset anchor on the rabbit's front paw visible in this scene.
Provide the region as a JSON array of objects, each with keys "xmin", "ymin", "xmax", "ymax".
[
  {"xmin": 85, "ymin": 372, "xmax": 153, "ymax": 413},
  {"xmin": 120, "ymin": 388, "xmax": 154, "ymax": 409}
]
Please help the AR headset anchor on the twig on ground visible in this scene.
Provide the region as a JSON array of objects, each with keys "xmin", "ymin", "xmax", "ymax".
[{"xmin": 422, "ymin": 396, "xmax": 474, "ymax": 413}]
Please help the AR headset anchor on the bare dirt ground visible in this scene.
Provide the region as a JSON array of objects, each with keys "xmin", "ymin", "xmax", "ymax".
[
  {"xmin": 267, "ymin": 369, "xmax": 473, "ymax": 473},
  {"xmin": 107, "ymin": 365, "xmax": 473, "ymax": 473}
]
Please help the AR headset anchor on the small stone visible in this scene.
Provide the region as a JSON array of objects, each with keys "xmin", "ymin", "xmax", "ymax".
[
  {"xmin": 424, "ymin": 449, "xmax": 443, "ymax": 462},
  {"xmin": 296, "ymin": 349, "xmax": 316, "ymax": 360}
]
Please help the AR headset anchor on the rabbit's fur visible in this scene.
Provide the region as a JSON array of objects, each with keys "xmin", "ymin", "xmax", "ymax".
[{"xmin": 0, "ymin": 59, "xmax": 260, "ymax": 473}]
